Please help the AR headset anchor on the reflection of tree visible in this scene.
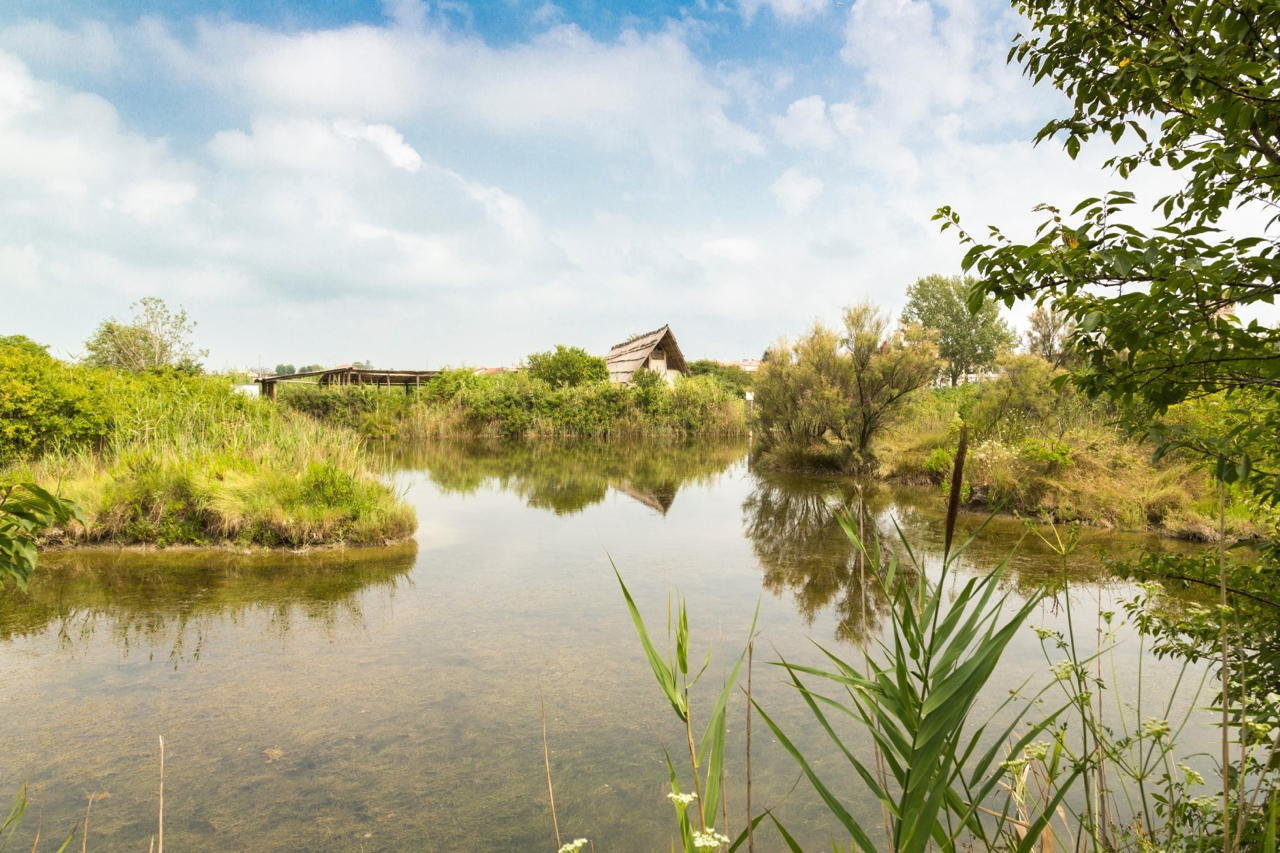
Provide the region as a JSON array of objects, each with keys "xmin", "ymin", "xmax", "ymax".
[
  {"xmin": 0, "ymin": 543, "xmax": 415, "ymax": 663},
  {"xmin": 744, "ymin": 473, "xmax": 900, "ymax": 643},
  {"xmin": 392, "ymin": 439, "xmax": 745, "ymax": 516}
]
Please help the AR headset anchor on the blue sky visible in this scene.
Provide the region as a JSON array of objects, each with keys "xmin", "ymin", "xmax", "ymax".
[{"xmin": 0, "ymin": 0, "xmax": 1143, "ymax": 369}]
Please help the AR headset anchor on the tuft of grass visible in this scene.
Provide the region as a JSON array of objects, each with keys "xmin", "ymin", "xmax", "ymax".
[{"xmin": 3, "ymin": 375, "xmax": 414, "ymax": 548}]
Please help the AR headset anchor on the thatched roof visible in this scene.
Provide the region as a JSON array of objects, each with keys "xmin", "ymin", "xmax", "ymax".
[{"xmin": 605, "ymin": 325, "xmax": 687, "ymax": 383}]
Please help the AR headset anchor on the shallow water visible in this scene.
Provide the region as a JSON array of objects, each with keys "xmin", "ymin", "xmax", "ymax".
[{"xmin": 1, "ymin": 439, "xmax": 1216, "ymax": 851}]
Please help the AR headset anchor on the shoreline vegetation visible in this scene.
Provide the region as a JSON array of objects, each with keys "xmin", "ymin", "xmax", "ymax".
[
  {"xmin": 747, "ymin": 308, "xmax": 1268, "ymax": 542},
  {"xmin": 277, "ymin": 367, "xmax": 748, "ymax": 441},
  {"xmin": 1, "ymin": 339, "xmax": 415, "ymax": 549}
]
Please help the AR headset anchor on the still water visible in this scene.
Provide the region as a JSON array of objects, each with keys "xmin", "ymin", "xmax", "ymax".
[{"xmin": 0, "ymin": 440, "xmax": 1212, "ymax": 851}]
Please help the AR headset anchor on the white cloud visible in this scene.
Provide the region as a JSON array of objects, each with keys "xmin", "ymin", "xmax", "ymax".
[
  {"xmin": 150, "ymin": 17, "xmax": 762, "ymax": 172},
  {"xmin": 770, "ymin": 168, "xmax": 823, "ymax": 214},
  {"xmin": 0, "ymin": 19, "xmax": 120, "ymax": 75},
  {"xmin": 701, "ymin": 237, "xmax": 761, "ymax": 263},
  {"xmin": 117, "ymin": 179, "xmax": 198, "ymax": 221},
  {"xmin": 772, "ymin": 95, "xmax": 857, "ymax": 151},
  {"xmin": 739, "ymin": 0, "xmax": 832, "ymax": 22},
  {"xmin": 333, "ymin": 120, "xmax": 423, "ymax": 172}
]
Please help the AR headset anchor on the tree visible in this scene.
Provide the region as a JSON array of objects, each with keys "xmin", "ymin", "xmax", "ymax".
[
  {"xmin": 274, "ymin": 364, "xmax": 297, "ymax": 376},
  {"xmin": 687, "ymin": 360, "xmax": 754, "ymax": 397},
  {"xmin": 526, "ymin": 345, "xmax": 608, "ymax": 388},
  {"xmin": 935, "ymin": 0, "xmax": 1280, "ymax": 497},
  {"xmin": 755, "ymin": 302, "xmax": 940, "ymax": 470},
  {"xmin": 936, "ymin": 7, "xmax": 1280, "ymax": 843},
  {"xmin": 900, "ymin": 274, "xmax": 1014, "ymax": 385},
  {"xmin": 1025, "ymin": 304, "xmax": 1076, "ymax": 368},
  {"xmin": 0, "ymin": 335, "xmax": 48, "ymax": 356},
  {"xmin": 84, "ymin": 297, "xmax": 207, "ymax": 372}
]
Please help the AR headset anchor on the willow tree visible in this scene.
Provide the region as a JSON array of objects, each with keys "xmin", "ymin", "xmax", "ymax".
[{"xmin": 755, "ymin": 302, "xmax": 939, "ymax": 471}]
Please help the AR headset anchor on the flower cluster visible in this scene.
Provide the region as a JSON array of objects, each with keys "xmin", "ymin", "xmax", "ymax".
[
  {"xmin": 558, "ymin": 839, "xmax": 588, "ymax": 853},
  {"xmin": 1141, "ymin": 718, "xmax": 1170, "ymax": 739},
  {"xmin": 666, "ymin": 792, "xmax": 698, "ymax": 807},
  {"xmin": 692, "ymin": 829, "xmax": 730, "ymax": 850}
]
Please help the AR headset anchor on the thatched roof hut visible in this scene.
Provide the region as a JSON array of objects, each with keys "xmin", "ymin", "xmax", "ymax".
[{"xmin": 605, "ymin": 325, "xmax": 688, "ymax": 384}]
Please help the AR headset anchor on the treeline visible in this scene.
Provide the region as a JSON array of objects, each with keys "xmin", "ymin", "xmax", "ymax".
[
  {"xmin": 278, "ymin": 346, "xmax": 748, "ymax": 440},
  {"xmin": 749, "ymin": 277, "xmax": 1265, "ymax": 538}
]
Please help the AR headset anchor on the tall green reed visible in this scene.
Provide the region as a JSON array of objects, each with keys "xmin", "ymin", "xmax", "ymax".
[{"xmin": 613, "ymin": 561, "xmax": 756, "ymax": 852}]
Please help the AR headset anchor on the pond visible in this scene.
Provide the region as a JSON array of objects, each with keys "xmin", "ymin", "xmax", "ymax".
[{"xmin": 0, "ymin": 439, "xmax": 1215, "ymax": 851}]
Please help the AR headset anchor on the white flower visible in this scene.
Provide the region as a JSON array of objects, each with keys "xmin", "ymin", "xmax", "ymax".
[
  {"xmin": 558, "ymin": 840, "xmax": 588, "ymax": 853},
  {"xmin": 1032, "ymin": 626, "xmax": 1055, "ymax": 640},
  {"xmin": 692, "ymin": 829, "xmax": 731, "ymax": 850},
  {"xmin": 667, "ymin": 792, "xmax": 698, "ymax": 807}
]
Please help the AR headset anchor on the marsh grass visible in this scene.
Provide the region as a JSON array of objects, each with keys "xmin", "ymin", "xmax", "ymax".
[
  {"xmin": 3, "ymin": 376, "xmax": 413, "ymax": 547},
  {"xmin": 279, "ymin": 371, "xmax": 748, "ymax": 441}
]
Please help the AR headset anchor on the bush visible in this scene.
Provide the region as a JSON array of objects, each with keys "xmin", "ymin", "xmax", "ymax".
[
  {"xmin": 0, "ymin": 340, "xmax": 116, "ymax": 463},
  {"xmin": 280, "ymin": 369, "xmax": 747, "ymax": 440},
  {"xmin": 526, "ymin": 345, "xmax": 608, "ymax": 388}
]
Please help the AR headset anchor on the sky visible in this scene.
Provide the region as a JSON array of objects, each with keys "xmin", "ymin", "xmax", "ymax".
[{"xmin": 0, "ymin": 0, "xmax": 1170, "ymax": 370}]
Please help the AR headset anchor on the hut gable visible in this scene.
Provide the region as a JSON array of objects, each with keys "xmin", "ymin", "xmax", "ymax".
[{"xmin": 605, "ymin": 325, "xmax": 688, "ymax": 384}]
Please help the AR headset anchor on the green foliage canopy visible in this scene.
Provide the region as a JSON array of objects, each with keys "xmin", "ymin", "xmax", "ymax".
[
  {"xmin": 755, "ymin": 302, "xmax": 940, "ymax": 467},
  {"xmin": 687, "ymin": 359, "xmax": 754, "ymax": 397},
  {"xmin": 525, "ymin": 344, "xmax": 608, "ymax": 388},
  {"xmin": 83, "ymin": 297, "xmax": 207, "ymax": 373},
  {"xmin": 0, "ymin": 339, "xmax": 115, "ymax": 462},
  {"xmin": 900, "ymin": 274, "xmax": 1014, "ymax": 385},
  {"xmin": 936, "ymin": 0, "xmax": 1280, "ymax": 498}
]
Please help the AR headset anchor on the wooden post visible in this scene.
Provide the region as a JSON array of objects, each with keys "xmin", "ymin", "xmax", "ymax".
[{"xmin": 265, "ymin": 380, "xmax": 277, "ymax": 402}]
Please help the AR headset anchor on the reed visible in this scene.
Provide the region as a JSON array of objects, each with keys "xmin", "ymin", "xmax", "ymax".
[{"xmin": 3, "ymin": 375, "xmax": 413, "ymax": 548}]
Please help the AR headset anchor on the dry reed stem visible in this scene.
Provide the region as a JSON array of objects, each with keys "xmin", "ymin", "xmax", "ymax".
[
  {"xmin": 157, "ymin": 736, "xmax": 164, "ymax": 853},
  {"xmin": 80, "ymin": 794, "xmax": 95, "ymax": 853},
  {"xmin": 540, "ymin": 691, "xmax": 561, "ymax": 850},
  {"xmin": 745, "ymin": 637, "xmax": 754, "ymax": 853}
]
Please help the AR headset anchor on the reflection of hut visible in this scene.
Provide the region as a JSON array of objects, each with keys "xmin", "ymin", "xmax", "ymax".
[
  {"xmin": 605, "ymin": 325, "xmax": 688, "ymax": 385},
  {"xmin": 614, "ymin": 481, "xmax": 677, "ymax": 515}
]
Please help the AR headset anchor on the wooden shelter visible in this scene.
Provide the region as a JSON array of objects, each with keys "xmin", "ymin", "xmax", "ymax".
[
  {"xmin": 256, "ymin": 365, "xmax": 440, "ymax": 401},
  {"xmin": 605, "ymin": 325, "xmax": 687, "ymax": 384}
]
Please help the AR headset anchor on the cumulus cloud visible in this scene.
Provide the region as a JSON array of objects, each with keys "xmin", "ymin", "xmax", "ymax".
[
  {"xmin": 135, "ymin": 16, "xmax": 763, "ymax": 171},
  {"xmin": 0, "ymin": 0, "xmax": 1195, "ymax": 367},
  {"xmin": 770, "ymin": 168, "xmax": 823, "ymax": 214}
]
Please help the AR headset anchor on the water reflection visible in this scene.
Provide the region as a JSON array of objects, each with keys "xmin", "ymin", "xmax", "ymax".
[
  {"xmin": 743, "ymin": 473, "xmax": 910, "ymax": 642},
  {"xmin": 388, "ymin": 438, "xmax": 746, "ymax": 515},
  {"xmin": 0, "ymin": 543, "xmax": 415, "ymax": 662}
]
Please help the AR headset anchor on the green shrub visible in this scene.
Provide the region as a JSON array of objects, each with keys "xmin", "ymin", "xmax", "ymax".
[
  {"xmin": 0, "ymin": 340, "xmax": 116, "ymax": 462},
  {"xmin": 526, "ymin": 345, "xmax": 607, "ymax": 388}
]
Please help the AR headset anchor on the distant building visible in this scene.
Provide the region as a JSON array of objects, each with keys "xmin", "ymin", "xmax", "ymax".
[
  {"xmin": 720, "ymin": 359, "xmax": 762, "ymax": 373},
  {"xmin": 472, "ymin": 366, "xmax": 518, "ymax": 376},
  {"xmin": 605, "ymin": 325, "xmax": 688, "ymax": 385}
]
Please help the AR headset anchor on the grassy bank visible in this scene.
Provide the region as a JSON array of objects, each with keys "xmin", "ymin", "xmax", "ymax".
[
  {"xmin": 279, "ymin": 368, "xmax": 747, "ymax": 440},
  {"xmin": 877, "ymin": 358, "xmax": 1264, "ymax": 540},
  {"xmin": 1, "ymin": 343, "xmax": 414, "ymax": 548}
]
